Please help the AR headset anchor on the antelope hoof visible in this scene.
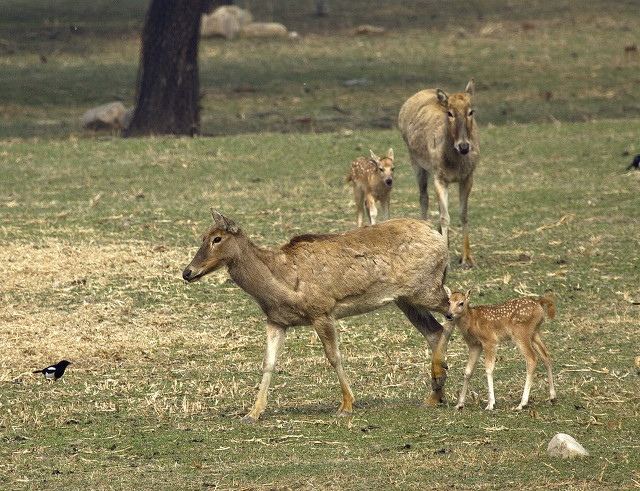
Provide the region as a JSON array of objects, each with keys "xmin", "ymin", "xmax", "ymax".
[
  {"xmin": 455, "ymin": 404, "xmax": 464, "ymax": 411},
  {"xmin": 431, "ymin": 373, "xmax": 447, "ymax": 392},
  {"xmin": 459, "ymin": 260, "xmax": 478, "ymax": 270},
  {"xmin": 241, "ymin": 415, "xmax": 258, "ymax": 423},
  {"xmin": 422, "ymin": 389, "xmax": 446, "ymax": 408},
  {"xmin": 335, "ymin": 410, "xmax": 352, "ymax": 418}
]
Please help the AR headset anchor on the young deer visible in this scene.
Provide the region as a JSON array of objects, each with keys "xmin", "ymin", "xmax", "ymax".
[
  {"xmin": 346, "ymin": 148, "xmax": 395, "ymax": 227},
  {"xmin": 183, "ymin": 210, "xmax": 452, "ymax": 422},
  {"xmin": 399, "ymin": 79, "xmax": 478, "ymax": 267},
  {"xmin": 445, "ymin": 288, "xmax": 556, "ymax": 411}
]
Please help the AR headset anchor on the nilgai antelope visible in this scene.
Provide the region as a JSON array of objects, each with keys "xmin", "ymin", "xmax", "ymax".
[
  {"xmin": 445, "ymin": 289, "xmax": 556, "ymax": 411},
  {"xmin": 346, "ymin": 148, "xmax": 395, "ymax": 227},
  {"xmin": 183, "ymin": 210, "xmax": 451, "ymax": 422},
  {"xmin": 398, "ymin": 78, "xmax": 479, "ymax": 268}
]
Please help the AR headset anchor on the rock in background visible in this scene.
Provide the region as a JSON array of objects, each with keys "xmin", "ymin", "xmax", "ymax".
[
  {"xmin": 201, "ymin": 6, "xmax": 288, "ymax": 39},
  {"xmin": 81, "ymin": 102, "xmax": 128, "ymax": 131}
]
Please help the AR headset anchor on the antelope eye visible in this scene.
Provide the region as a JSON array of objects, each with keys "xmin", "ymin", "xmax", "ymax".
[
  {"xmin": 447, "ymin": 111, "xmax": 454, "ymax": 117},
  {"xmin": 378, "ymin": 167, "xmax": 384, "ymax": 172},
  {"xmin": 469, "ymin": 110, "xmax": 475, "ymax": 117},
  {"xmin": 458, "ymin": 301, "xmax": 464, "ymax": 307},
  {"xmin": 213, "ymin": 237, "xmax": 222, "ymax": 244}
]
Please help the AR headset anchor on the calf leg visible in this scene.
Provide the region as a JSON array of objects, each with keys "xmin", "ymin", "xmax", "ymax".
[
  {"xmin": 456, "ymin": 343, "xmax": 482, "ymax": 410},
  {"xmin": 243, "ymin": 322, "xmax": 286, "ymax": 422},
  {"xmin": 313, "ymin": 316, "xmax": 355, "ymax": 416},
  {"xmin": 354, "ymin": 186, "xmax": 366, "ymax": 227},
  {"xmin": 365, "ymin": 194, "xmax": 378, "ymax": 225},
  {"xmin": 515, "ymin": 339, "xmax": 539, "ymax": 410},
  {"xmin": 380, "ymin": 193, "xmax": 391, "ymax": 222},
  {"xmin": 483, "ymin": 344, "xmax": 497, "ymax": 410},
  {"xmin": 532, "ymin": 331, "xmax": 556, "ymax": 403}
]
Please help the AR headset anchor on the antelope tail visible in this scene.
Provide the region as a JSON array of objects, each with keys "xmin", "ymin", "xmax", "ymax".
[
  {"xmin": 538, "ymin": 297, "xmax": 556, "ymax": 320},
  {"xmin": 345, "ymin": 172, "xmax": 353, "ymax": 183}
]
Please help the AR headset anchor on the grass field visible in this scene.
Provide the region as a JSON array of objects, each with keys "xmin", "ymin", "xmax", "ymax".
[{"xmin": 1, "ymin": 1, "xmax": 640, "ymax": 489}]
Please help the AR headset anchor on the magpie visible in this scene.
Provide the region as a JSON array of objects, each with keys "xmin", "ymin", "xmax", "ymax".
[
  {"xmin": 627, "ymin": 154, "xmax": 640, "ymax": 171},
  {"xmin": 33, "ymin": 360, "xmax": 72, "ymax": 381}
]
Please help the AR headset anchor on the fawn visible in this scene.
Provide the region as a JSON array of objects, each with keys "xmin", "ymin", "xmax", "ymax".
[
  {"xmin": 346, "ymin": 148, "xmax": 394, "ymax": 227},
  {"xmin": 445, "ymin": 288, "xmax": 556, "ymax": 410}
]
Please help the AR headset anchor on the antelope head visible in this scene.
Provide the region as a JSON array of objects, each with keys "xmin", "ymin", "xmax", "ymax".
[
  {"xmin": 182, "ymin": 209, "xmax": 240, "ymax": 283},
  {"xmin": 436, "ymin": 78, "xmax": 475, "ymax": 155}
]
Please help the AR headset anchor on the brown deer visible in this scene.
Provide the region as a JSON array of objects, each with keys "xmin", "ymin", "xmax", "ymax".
[
  {"xmin": 445, "ymin": 288, "xmax": 556, "ymax": 411},
  {"xmin": 346, "ymin": 148, "xmax": 395, "ymax": 227},
  {"xmin": 183, "ymin": 210, "xmax": 452, "ymax": 422},
  {"xmin": 398, "ymin": 78, "xmax": 479, "ymax": 268}
]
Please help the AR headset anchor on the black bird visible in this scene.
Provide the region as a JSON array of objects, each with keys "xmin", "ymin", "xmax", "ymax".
[
  {"xmin": 627, "ymin": 154, "xmax": 640, "ymax": 170},
  {"xmin": 33, "ymin": 360, "xmax": 72, "ymax": 381}
]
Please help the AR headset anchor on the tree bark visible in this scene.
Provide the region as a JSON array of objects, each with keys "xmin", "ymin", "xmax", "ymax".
[{"xmin": 125, "ymin": 0, "xmax": 207, "ymax": 137}]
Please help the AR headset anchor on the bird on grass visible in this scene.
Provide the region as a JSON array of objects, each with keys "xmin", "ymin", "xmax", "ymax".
[
  {"xmin": 33, "ymin": 360, "xmax": 72, "ymax": 381},
  {"xmin": 627, "ymin": 154, "xmax": 640, "ymax": 171}
]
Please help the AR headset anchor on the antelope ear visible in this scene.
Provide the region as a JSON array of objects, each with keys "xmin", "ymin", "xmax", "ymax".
[
  {"xmin": 369, "ymin": 149, "xmax": 380, "ymax": 166},
  {"xmin": 387, "ymin": 147, "xmax": 394, "ymax": 160},
  {"xmin": 465, "ymin": 78, "xmax": 475, "ymax": 96},
  {"xmin": 211, "ymin": 209, "xmax": 240, "ymax": 234},
  {"xmin": 211, "ymin": 209, "xmax": 224, "ymax": 226},
  {"xmin": 444, "ymin": 285, "xmax": 452, "ymax": 298},
  {"xmin": 436, "ymin": 89, "xmax": 449, "ymax": 106}
]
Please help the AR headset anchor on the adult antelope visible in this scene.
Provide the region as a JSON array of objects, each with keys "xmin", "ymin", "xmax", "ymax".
[
  {"xmin": 183, "ymin": 210, "xmax": 452, "ymax": 422},
  {"xmin": 398, "ymin": 78, "xmax": 479, "ymax": 268}
]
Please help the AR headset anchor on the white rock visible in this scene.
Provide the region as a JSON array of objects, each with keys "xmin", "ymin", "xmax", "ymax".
[
  {"xmin": 240, "ymin": 22, "xmax": 288, "ymax": 38},
  {"xmin": 547, "ymin": 433, "xmax": 589, "ymax": 458},
  {"xmin": 201, "ymin": 6, "xmax": 252, "ymax": 39},
  {"xmin": 81, "ymin": 102, "xmax": 126, "ymax": 131}
]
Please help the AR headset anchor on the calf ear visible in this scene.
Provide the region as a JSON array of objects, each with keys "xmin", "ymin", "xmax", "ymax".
[
  {"xmin": 465, "ymin": 289, "xmax": 473, "ymax": 300},
  {"xmin": 387, "ymin": 148, "xmax": 394, "ymax": 159},
  {"xmin": 444, "ymin": 285, "xmax": 452, "ymax": 298},
  {"xmin": 369, "ymin": 149, "xmax": 380, "ymax": 166}
]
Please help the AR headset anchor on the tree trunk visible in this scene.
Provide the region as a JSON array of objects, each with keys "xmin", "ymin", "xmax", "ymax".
[{"xmin": 125, "ymin": 0, "xmax": 207, "ymax": 137}]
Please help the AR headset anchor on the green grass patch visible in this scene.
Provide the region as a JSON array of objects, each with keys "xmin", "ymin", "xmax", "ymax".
[
  {"xmin": 1, "ymin": 1, "xmax": 639, "ymax": 487},
  {"xmin": 1, "ymin": 119, "xmax": 639, "ymax": 489}
]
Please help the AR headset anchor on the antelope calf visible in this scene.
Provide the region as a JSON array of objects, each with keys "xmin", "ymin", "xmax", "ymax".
[
  {"xmin": 183, "ymin": 210, "xmax": 451, "ymax": 422},
  {"xmin": 398, "ymin": 78, "xmax": 479, "ymax": 267},
  {"xmin": 445, "ymin": 288, "xmax": 556, "ymax": 411},
  {"xmin": 346, "ymin": 148, "xmax": 395, "ymax": 227}
]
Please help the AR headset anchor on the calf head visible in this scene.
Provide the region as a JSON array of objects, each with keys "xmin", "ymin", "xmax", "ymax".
[
  {"xmin": 182, "ymin": 209, "xmax": 240, "ymax": 282},
  {"xmin": 370, "ymin": 148, "xmax": 395, "ymax": 187},
  {"xmin": 436, "ymin": 78, "xmax": 476, "ymax": 155},
  {"xmin": 446, "ymin": 289, "xmax": 472, "ymax": 320}
]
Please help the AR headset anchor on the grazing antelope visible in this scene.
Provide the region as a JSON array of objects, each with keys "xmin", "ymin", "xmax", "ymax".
[
  {"xmin": 445, "ymin": 288, "xmax": 556, "ymax": 411},
  {"xmin": 346, "ymin": 148, "xmax": 395, "ymax": 227},
  {"xmin": 398, "ymin": 78, "xmax": 479, "ymax": 268},
  {"xmin": 183, "ymin": 210, "xmax": 452, "ymax": 422}
]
